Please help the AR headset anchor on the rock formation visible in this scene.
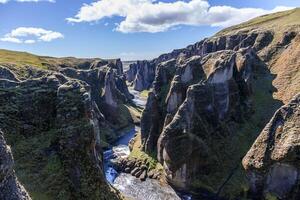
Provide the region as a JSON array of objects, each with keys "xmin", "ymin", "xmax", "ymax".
[
  {"xmin": 0, "ymin": 57, "xmax": 130, "ymax": 199},
  {"xmin": 243, "ymin": 93, "xmax": 300, "ymax": 200},
  {"xmin": 0, "ymin": 131, "xmax": 31, "ymax": 200},
  {"xmin": 126, "ymin": 60, "xmax": 156, "ymax": 91},
  {"xmin": 0, "ymin": 8, "xmax": 299, "ymax": 200},
  {"xmin": 136, "ymin": 8, "xmax": 300, "ymax": 199},
  {"xmin": 156, "ymin": 48, "xmax": 257, "ymax": 190}
]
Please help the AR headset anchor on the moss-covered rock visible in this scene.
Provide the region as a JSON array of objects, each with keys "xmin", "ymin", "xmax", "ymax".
[
  {"xmin": 0, "ymin": 69, "xmax": 125, "ymax": 199},
  {"xmin": 243, "ymin": 93, "xmax": 300, "ymax": 200},
  {"xmin": 0, "ymin": 131, "xmax": 31, "ymax": 200}
]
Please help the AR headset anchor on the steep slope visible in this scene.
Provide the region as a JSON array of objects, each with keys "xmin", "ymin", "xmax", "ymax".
[
  {"xmin": 128, "ymin": 8, "xmax": 300, "ymax": 199},
  {"xmin": 0, "ymin": 53, "xmax": 134, "ymax": 199},
  {"xmin": 243, "ymin": 93, "xmax": 300, "ymax": 200},
  {"xmin": 0, "ymin": 131, "xmax": 31, "ymax": 200}
]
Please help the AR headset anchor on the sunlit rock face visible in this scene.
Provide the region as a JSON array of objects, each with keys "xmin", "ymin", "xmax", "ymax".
[
  {"xmin": 157, "ymin": 49, "xmax": 252, "ymax": 188},
  {"xmin": 140, "ymin": 46, "xmax": 263, "ymax": 196},
  {"xmin": 243, "ymin": 94, "xmax": 300, "ymax": 200},
  {"xmin": 137, "ymin": 24, "xmax": 300, "ymax": 197},
  {"xmin": 126, "ymin": 60, "xmax": 156, "ymax": 91},
  {"xmin": 125, "ymin": 28, "xmax": 276, "ymax": 91}
]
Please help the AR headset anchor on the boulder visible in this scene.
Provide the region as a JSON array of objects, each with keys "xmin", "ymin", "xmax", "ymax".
[{"xmin": 140, "ymin": 170, "xmax": 147, "ymax": 181}]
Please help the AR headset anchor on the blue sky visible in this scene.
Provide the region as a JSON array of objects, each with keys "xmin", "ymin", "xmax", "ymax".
[{"xmin": 0, "ymin": 0, "xmax": 299, "ymax": 60}]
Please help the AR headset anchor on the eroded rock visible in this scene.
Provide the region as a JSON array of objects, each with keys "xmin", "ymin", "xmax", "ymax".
[
  {"xmin": 0, "ymin": 131, "xmax": 31, "ymax": 200},
  {"xmin": 243, "ymin": 93, "xmax": 300, "ymax": 200}
]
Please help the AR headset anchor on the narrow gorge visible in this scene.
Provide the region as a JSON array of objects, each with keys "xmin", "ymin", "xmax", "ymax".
[{"xmin": 0, "ymin": 7, "xmax": 300, "ymax": 200}]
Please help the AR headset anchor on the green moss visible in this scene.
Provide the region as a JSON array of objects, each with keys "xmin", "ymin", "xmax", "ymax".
[
  {"xmin": 129, "ymin": 140, "xmax": 161, "ymax": 170},
  {"xmin": 140, "ymin": 90, "xmax": 150, "ymax": 98},
  {"xmin": 185, "ymin": 66, "xmax": 283, "ymax": 198},
  {"xmin": 113, "ymin": 104, "xmax": 134, "ymax": 130},
  {"xmin": 30, "ymin": 192, "xmax": 52, "ymax": 200},
  {"xmin": 5, "ymin": 129, "xmax": 71, "ymax": 200},
  {"xmin": 265, "ymin": 193, "xmax": 278, "ymax": 200},
  {"xmin": 159, "ymin": 83, "xmax": 171, "ymax": 110}
]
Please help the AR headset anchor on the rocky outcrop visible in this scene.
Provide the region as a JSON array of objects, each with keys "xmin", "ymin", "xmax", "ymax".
[
  {"xmin": 126, "ymin": 60, "xmax": 155, "ymax": 91},
  {"xmin": 0, "ymin": 66, "xmax": 19, "ymax": 81},
  {"xmin": 141, "ymin": 59, "xmax": 176, "ymax": 153},
  {"xmin": 103, "ymin": 69, "xmax": 120, "ymax": 108},
  {"xmin": 56, "ymin": 80, "xmax": 122, "ymax": 200},
  {"xmin": 59, "ymin": 63, "xmax": 134, "ymax": 138},
  {"xmin": 0, "ymin": 65, "xmax": 126, "ymax": 199},
  {"xmin": 133, "ymin": 61, "xmax": 155, "ymax": 91},
  {"xmin": 135, "ymin": 9, "xmax": 300, "ymax": 198},
  {"xmin": 140, "ymin": 92, "xmax": 162, "ymax": 153},
  {"xmin": 126, "ymin": 63, "xmax": 138, "ymax": 82},
  {"xmin": 243, "ymin": 93, "xmax": 300, "ymax": 200},
  {"xmin": 0, "ymin": 131, "xmax": 31, "ymax": 200},
  {"xmin": 115, "ymin": 74, "xmax": 134, "ymax": 101},
  {"xmin": 156, "ymin": 49, "xmax": 257, "ymax": 190},
  {"xmin": 127, "ymin": 10, "xmax": 300, "ymax": 99},
  {"xmin": 126, "ymin": 28, "xmax": 276, "ymax": 91}
]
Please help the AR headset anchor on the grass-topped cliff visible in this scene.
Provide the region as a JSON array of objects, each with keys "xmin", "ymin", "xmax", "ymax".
[
  {"xmin": 217, "ymin": 8, "xmax": 300, "ymax": 36},
  {"xmin": 0, "ymin": 49, "xmax": 49, "ymax": 69},
  {"xmin": 0, "ymin": 49, "xmax": 138, "ymax": 200}
]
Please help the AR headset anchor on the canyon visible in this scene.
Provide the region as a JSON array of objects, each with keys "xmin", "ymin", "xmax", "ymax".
[{"xmin": 0, "ymin": 8, "xmax": 300, "ymax": 200}]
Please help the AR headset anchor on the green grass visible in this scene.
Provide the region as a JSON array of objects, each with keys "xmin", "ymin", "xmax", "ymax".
[
  {"xmin": 130, "ymin": 148, "xmax": 159, "ymax": 169},
  {"xmin": 7, "ymin": 129, "xmax": 69, "ymax": 200},
  {"xmin": 0, "ymin": 49, "xmax": 107, "ymax": 73},
  {"xmin": 0, "ymin": 49, "xmax": 49, "ymax": 69},
  {"xmin": 217, "ymin": 8, "xmax": 300, "ymax": 36},
  {"xmin": 115, "ymin": 104, "xmax": 134, "ymax": 129},
  {"xmin": 128, "ymin": 132, "xmax": 163, "ymax": 171},
  {"xmin": 265, "ymin": 193, "xmax": 278, "ymax": 200},
  {"xmin": 140, "ymin": 90, "xmax": 150, "ymax": 98},
  {"xmin": 30, "ymin": 192, "xmax": 52, "ymax": 200}
]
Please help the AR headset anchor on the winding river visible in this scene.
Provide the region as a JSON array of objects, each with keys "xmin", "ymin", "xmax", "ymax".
[{"xmin": 103, "ymin": 86, "xmax": 192, "ymax": 200}]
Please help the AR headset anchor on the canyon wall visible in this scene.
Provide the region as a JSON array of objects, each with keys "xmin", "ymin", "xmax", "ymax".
[
  {"xmin": 137, "ymin": 8, "xmax": 300, "ymax": 199},
  {"xmin": 0, "ymin": 60, "xmax": 129, "ymax": 199},
  {"xmin": 243, "ymin": 93, "xmax": 300, "ymax": 200}
]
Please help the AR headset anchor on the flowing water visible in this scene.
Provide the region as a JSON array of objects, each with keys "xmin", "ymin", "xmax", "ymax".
[
  {"xmin": 103, "ymin": 79, "xmax": 192, "ymax": 200},
  {"xmin": 103, "ymin": 126, "xmax": 187, "ymax": 200}
]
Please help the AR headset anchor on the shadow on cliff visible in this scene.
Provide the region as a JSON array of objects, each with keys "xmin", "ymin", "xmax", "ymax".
[{"xmin": 214, "ymin": 56, "xmax": 283, "ymax": 199}]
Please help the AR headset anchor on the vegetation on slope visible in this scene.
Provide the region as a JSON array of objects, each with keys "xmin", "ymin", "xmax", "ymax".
[
  {"xmin": 0, "ymin": 49, "xmax": 49, "ymax": 69},
  {"xmin": 217, "ymin": 8, "xmax": 300, "ymax": 36}
]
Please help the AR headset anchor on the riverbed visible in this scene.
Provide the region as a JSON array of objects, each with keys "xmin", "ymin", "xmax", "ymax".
[
  {"xmin": 104, "ymin": 126, "xmax": 187, "ymax": 200},
  {"xmin": 103, "ymin": 82, "xmax": 192, "ymax": 200}
]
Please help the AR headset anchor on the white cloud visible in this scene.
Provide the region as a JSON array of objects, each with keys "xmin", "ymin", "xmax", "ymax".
[
  {"xmin": 0, "ymin": 27, "xmax": 64, "ymax": 44},
  {"xmin": 0, "ymin": 0, "xmax": 55, "ymax": 3},
  {"xmin": 24, "ymin": 39, "xmax": 35, "ymax": 44},
  {"xmin": 0, "ymin": 36, "xmax": 22, "ymax": 43},
  {"xmin": 67, "ymin": 0, "xmax": 294, "ymax": 33}
]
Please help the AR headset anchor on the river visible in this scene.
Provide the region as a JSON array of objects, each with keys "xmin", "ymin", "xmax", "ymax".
[{"xmin": 103, "ymin": 86, "xmax": 192, "ymax": 200}]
